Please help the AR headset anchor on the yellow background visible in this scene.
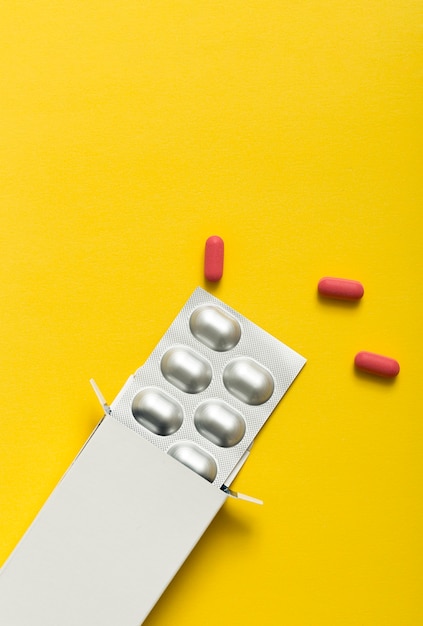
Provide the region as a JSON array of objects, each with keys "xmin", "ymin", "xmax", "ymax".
[{"xmin": 0, "ymin": 2, "xmax": 422, "ymax": 625}]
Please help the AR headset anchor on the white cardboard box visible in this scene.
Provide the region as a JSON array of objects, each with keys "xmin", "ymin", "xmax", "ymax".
[{"xmin": 0, "ymin": 415, "xmax": 227, "ymax": 625}]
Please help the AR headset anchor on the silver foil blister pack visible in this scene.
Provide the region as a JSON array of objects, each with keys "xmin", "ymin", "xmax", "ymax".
[{"xmin": 110, "ymin": 287, "xmax": 306, "ymax": 488}]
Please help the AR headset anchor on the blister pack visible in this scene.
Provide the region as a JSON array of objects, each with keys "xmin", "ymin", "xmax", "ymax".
[{"xmin": 110, "ymin": 287, "xmax": 306, "ymax": 489}]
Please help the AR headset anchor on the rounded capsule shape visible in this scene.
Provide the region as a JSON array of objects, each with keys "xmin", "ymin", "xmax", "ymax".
[
  {"xmin": 132, "ymin": 388, "xmax": 184, "ymax": 435},
  {"xmin": 204, "ymin": 235, "xmax": 224, "ymax": 282},
  {"xmin": 194, "ymin": 400, "xmax": 246, "ymax": 447},
  {"xmin": 189, "ymin": 305, "xmax": 241, "ymax": 352},
  {"xmin": 168, "ymin": 442, "xmax": 218, "ymax": 482},
  {"xmin": 318, "ymin": 277, "xmax": 364, "ymax": 300},
  {"xmin": 161, "ymin": 346, "xmax": 212, "ymax": 393},
  {"xmin": 354, "ymin": 351, "xmax": 400, "ymax": 378},
  {"xmin": 223, "ymin": 357, "xmax": 274, "ymax": 405}
]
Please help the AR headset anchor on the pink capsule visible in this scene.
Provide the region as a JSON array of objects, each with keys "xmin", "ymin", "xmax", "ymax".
[
  {"xmin": 318, "ymin": 277, "xmax": 364, "ymax": 301},
  {"xmin": 354, "ymin": 351, "xmax": 400, "ymax": 378},
  {"xmin": 204, "ymin": 236, "xmax": 224, "ymax": 282}
]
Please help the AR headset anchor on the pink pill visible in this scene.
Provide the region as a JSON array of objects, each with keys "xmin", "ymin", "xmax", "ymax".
[
  {"xmin": 354, "ymin": 351, "xmax": 400, "ymax": 378},
  {"xmin": 318, "ymin": 277, "xmax": 364, "ymax": 300},
  {"xmin": 204, "ymin": 236, "xmax": 224, "ymax": 282}
]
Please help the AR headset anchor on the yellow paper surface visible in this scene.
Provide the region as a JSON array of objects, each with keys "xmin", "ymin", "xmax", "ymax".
[{"xmin": 0, "ymin": 2, "xmax": 421, "ymax": 625}]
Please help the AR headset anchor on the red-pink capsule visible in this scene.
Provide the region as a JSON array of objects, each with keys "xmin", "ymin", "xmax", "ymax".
[
  {"xmin": 354, "ymin": 351, "xmax": 400, "ymax": 378},
  {"xmin": 318, "ymin": 277, "xmax": 364, "ymax": 300},
  {"xmin": 204, "ymin": 236, "xmax": 224, "ymax": 282}
]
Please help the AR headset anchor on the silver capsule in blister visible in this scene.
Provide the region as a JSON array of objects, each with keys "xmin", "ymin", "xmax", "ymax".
[
  {"xmin": 132, "ymin": 388, "xmax": 183, "ymax": 436},
  {"xmin": 223, "ymin": 357, "xmax": 274, "ymax": 405},
  {"xmin": 168, "ymin": 442, "xmax": 218, "ymax": 482},
  {"xmin": 194, "ymin": 400, "xmax": 246, "ymax": 447},
  {"xmin": 161, "ymin": 346, "xmax": 212, "ymax": 394},
  {"xmin": 189, "ymin": 305, "xmax": 241, "ymax": 352}
]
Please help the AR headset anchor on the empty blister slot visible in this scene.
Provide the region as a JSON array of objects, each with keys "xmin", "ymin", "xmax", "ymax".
[
  {"xmin": 161, "ymin": 346, "xmax": 212, "ymax": 393},
  {"xmin": 189, "ymin": 305, "xmax": 241, "ymax": 351},
  {"xmin": 168, "ymin": 442, "xmax": 218, "ymax": 482},
  {"xmin": 132, "ymin": 388, "xmax": 184, "ymax": 436},
  {"xmin": 223, "ymin": 358, "xmax": 274, "ymax": 405},
  {"xmin": 194, "ymin": 400, "xmax": 245, "ymax": 447}
]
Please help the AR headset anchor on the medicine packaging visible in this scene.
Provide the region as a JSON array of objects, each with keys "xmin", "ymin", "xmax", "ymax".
[{"xmin": 0, "ymin": 287, "xmax": 306, "ymax": 625}]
